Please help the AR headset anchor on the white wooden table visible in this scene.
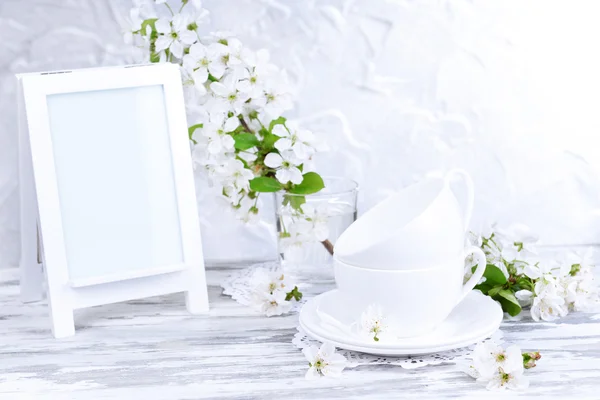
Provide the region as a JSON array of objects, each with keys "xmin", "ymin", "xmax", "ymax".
[{"xmin": 1, "ymin": 261, "xmax": 599, "ymax": 400}]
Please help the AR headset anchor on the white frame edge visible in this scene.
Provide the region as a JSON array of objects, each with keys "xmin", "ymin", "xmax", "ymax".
[{"xmin": 20, "ymin": 64, "xmax": 209, "ymax": 338}]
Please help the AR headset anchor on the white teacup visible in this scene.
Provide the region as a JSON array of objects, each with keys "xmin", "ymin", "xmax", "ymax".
[
  {"xmin": 333, "ymin": 246, "xmax": 486, "ymax": 338},
  {"xmin": 334, "ymin": 169, "xmax": 474, "ymax": 270}
]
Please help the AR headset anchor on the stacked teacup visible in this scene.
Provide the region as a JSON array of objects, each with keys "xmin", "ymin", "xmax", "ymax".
[{"xmin": 333, "ymin": 169, "xmax": 487, "ymax": 338}]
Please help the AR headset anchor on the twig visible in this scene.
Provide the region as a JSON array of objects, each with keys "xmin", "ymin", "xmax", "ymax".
[
  {"xmin": 321, "ymin": 239, "xmax": 334, "ymax": 256},
  {"xmin": 239, "ymin": 116, "xmax": 252, "ymax": 133}
]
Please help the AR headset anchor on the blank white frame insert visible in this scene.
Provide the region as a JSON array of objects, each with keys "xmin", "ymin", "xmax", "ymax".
[{"xmin": 19, "ymin": 64, "xmax": 209, "ymax": 338}]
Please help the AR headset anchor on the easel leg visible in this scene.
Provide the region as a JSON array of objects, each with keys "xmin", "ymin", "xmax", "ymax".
[
  {"xmin": 185, "ymin": 268, "xmax": 209, "ymax": 314},
  {"xmin": 48, "ymin": 302, "xmax": 75, "ymax": 338}
]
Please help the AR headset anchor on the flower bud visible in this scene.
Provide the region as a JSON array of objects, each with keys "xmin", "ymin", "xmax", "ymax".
[{"xmin": 523, "ymin": 351, "xmax": 541, "ymax": 369}]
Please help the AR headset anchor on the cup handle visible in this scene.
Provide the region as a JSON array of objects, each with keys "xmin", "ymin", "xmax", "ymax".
[
  {"xmin": 444, "ymin": 168, "xmax": 474, "ymax": 232},
  {"xmin": 460, "ymin": 246, "xmax": 486, "ymax": 301}
]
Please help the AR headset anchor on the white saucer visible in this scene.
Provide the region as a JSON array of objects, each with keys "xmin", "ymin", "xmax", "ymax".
[{"xmin": 299, "ymin": 289, "xmax": 503, "ymax": 356}]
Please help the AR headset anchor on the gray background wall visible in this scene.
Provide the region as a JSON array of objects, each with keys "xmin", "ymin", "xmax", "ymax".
[{"xmin": 2, "ymin": 0, "xmax": 600, "ymax": 267}]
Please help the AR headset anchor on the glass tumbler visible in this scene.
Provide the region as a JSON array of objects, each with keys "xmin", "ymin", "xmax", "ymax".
[{"xmin": 275, "ymin": 177, "xmax": 358, "ymax": 271}]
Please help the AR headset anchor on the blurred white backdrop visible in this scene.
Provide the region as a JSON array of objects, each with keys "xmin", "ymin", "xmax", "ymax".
[{"xmin": 2, "ymin": 0, "xmax": 600, "ymax": 268}]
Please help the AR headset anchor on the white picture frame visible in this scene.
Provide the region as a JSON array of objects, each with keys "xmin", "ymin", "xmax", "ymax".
[{"xmin": 18, "ymin": 64, "xmax": 209, "ymax": 338}]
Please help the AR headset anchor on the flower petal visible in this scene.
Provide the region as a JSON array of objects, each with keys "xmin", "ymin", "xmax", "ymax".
[
  {"xmin": 210, "ymin": 82, "xmax": 229, "ymax": 97},
  {"xmin": 179, "ymin": 30, "xmax": 197, "ymax": 45},
  {"xmin": 155, "ymin": 36, "xmax": 172, "ymax": 52},
  {"xmin": 170, "ymin": 40, "xmax": 184, "ymax": 59},
  {"xmin": 264, "ymin": 152, "xmax": 283, "ymax": 168},
  {"xmin": 275, "ymin": 168, "xmax": 291, "ymax": 184},
  {"xmin": 223, "ymin": 117, "xmax": 240, "ymax": 132},
  {"xmin": 274, "ymin": 138, "xmax": 292, "ymax": 152},
  {"xmin": 155, "ymin": 18, "xmax": 171, "ymax": 34},
  {"xmin": 288, "ymin": 167, "xmax": 304, "ymax": 184},
  {"xmin": 272, "ymin": 125, "xmax": 289, "ymax": 138}
]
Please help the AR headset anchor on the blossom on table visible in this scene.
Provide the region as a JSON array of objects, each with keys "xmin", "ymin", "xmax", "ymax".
[
  {"xmin": 358, "ymin": 304, "xmax": 390, "ymax": 342},
  {"xmin": 248, "ymin": 268, "xmax": 298, "ymax": 317},
  {"xmin": 530, "ymin": 278, "xmax": 568, "ymax": 322},
  {"xmin": 303, "ymin": 342, "xmax": 347, "ymax": 379},
  {"xmin": 251, "ymin": 289, "xmax": 292, "ymax": 317},
  {"xmin": 465, "ymin": 341, "xmax": 531, "ymax": 391}
]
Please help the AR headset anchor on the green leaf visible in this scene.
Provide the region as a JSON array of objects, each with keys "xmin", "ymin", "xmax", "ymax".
[
  {"xmin": 487, "ymin": 286, "xmax": 503, "ymax": 297},
  {"xmin": 234, "ymin": 133, "xmax": 260, "ymax": 150},
  {"xmin": 188, "ymin": 123, "xmax": 203, "ymax": 143},
  {"xmin": 282, "ymin": 194, "xmax": 306, "ymax": 211},
  {"xmin": 289, "ymin": 172, "xmax": 325, "ymax": 195},
  {"xmin": 496, "ymin": 289, "xmax": 522, "ymax": 316},
  {"xmin": 249, "ymin": 177, "xmax": 283, "ymax": 193},
  {"xmin": 473, "ymin": 282, "xmax": 493, "ymax": 294},
  {"xmin": 515, "ymin": 277, "xmax": 534, "ymax": 291},
  {"xmin": 262, "ymin": 132, "xmax": 279, "ymax": 151},
  {"xmin": 285, "ymin": 286, "xmax": 303, "ymax": 302},
  {"xmin": 268, "ymin": 117, "xmax": 286, "ymax": 132},
  {"xmin": 570, "ymin": 263, "xmax": 581, "ymax": 276},
  {"xmin": 483, "ymin": 264, "xmax": 508, "ymax": 286}
]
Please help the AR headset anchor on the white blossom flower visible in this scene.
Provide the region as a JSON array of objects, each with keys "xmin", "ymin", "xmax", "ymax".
[
  {"xmin": 180, "ymin": 66, "xmax": 206, "ymax": 98},
  {"xmin": 481, "ymin": 235, "xmax": 508, "ymax": 278},
  {"xmin": 514, "ymin": 289, "xmax": 534, "ymax": 307},
  {"xmin": 123, "ymin": 8, "xmax": 143, "ymax": 45},
  {"xmin": 263, "ymin": 78, "xmax": 294, "ymax": 118},
  {"xmin": 485, "ymin": 368, "xmax": 529, "ymax": 391},
  {"xmin": 181, "ymin": 0, "xmax": 209, "ymax": 29},
  {"xmin": 193, "ymin": 113, "xmax": 238, "ymax": 155},
  {"xmin": 303, "ymin": 343, "xmax": 347, "ymax": 379},
  {"xmin": 300, "ymin": 203, "xmax": 330, "ymax": 242},
  {"xmin": 472, "ymin": 343, "xmax": 523, "ymax": 378},
  {"xmin": 125, "ymin": 1, "xmax": 324, "ymax": 225},
  {"xmin": 272, "ymin": 122, "xmax": 316, "ymax": 160},
  {"xmin": 203, "ymin": 30, "xmax": 237, "ymax": 46},
  {"xmin": 530, "ymin": 279, "xmax": 568, "ymax": 321},
  {"xmin": 248, "ymin": 267, "xmax": 297, "ymax": 316},
  {"xmin": 237, "ymin": 50, "xmax": 276, "ymax": 98},
  {"xmin": 210, "ymin": 74, "xmax": 249, "ymax": 115},
  {"xmin": 251, "ymin": 289, "xmax": 291, "ymax": 317},
  {"xmin": 155, "ymin": 15, "xmax": 196, "ymax": 59},
  {"xmin": 522, "ymin": 262, "xmax": 558, "ymax": 281},
  {"xmin": 279, "ymin": 221, "xmax": 313, "ymax": 261},
  {"xmin": 235, "ymin": 195, "xmax": 260, "ymax": 223},
  {"xmin": 183, "ymin": 42, "xmax": 228, "ymax": 80},
  {"xmin": 571, "ymin": 277, "xmax": 600, "ymax": 312},
  {"xmin": 222, "ymin": 38, "xmax": 246, "ymax": 68},
  {"xmin": 217, "ymin": 159, "xmax": 254, "ymax": 191},
  {"xmin": 264, "ymin": 151, "xmax": 303, "ymax": 185},
  {"xmin": 251, "ymin": 269, "xmax": 291, "ymax": 295},
  {"xmin": 219, "ymin": 184, "xmax": 244, "ymax": 206},
  {"xmin": 496, "ymin": 224, "xmax": 539, "ymax": 262},
  {"xmin": 358, "ymin": 304, "xmax": 390, "ymax": 342},
  {"xmin": 133, "ymin": 0, "xmax": 158, "ymax": 18},
  {"xmin": 465, "ymin": 342, "xmax": 530, "ymax": 391}
]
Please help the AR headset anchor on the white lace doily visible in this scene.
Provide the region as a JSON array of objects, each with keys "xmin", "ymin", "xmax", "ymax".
[
  {"xmin": 221, "ymin": 262, "xmax": 504, "ymax": 369},
  {"xmin": 221, "ymin": 261, "xmax": 305, "ymax": 313},
  {"xmin": 293, "ymin": 327, "xmax": 504, "ymax": 369}
]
